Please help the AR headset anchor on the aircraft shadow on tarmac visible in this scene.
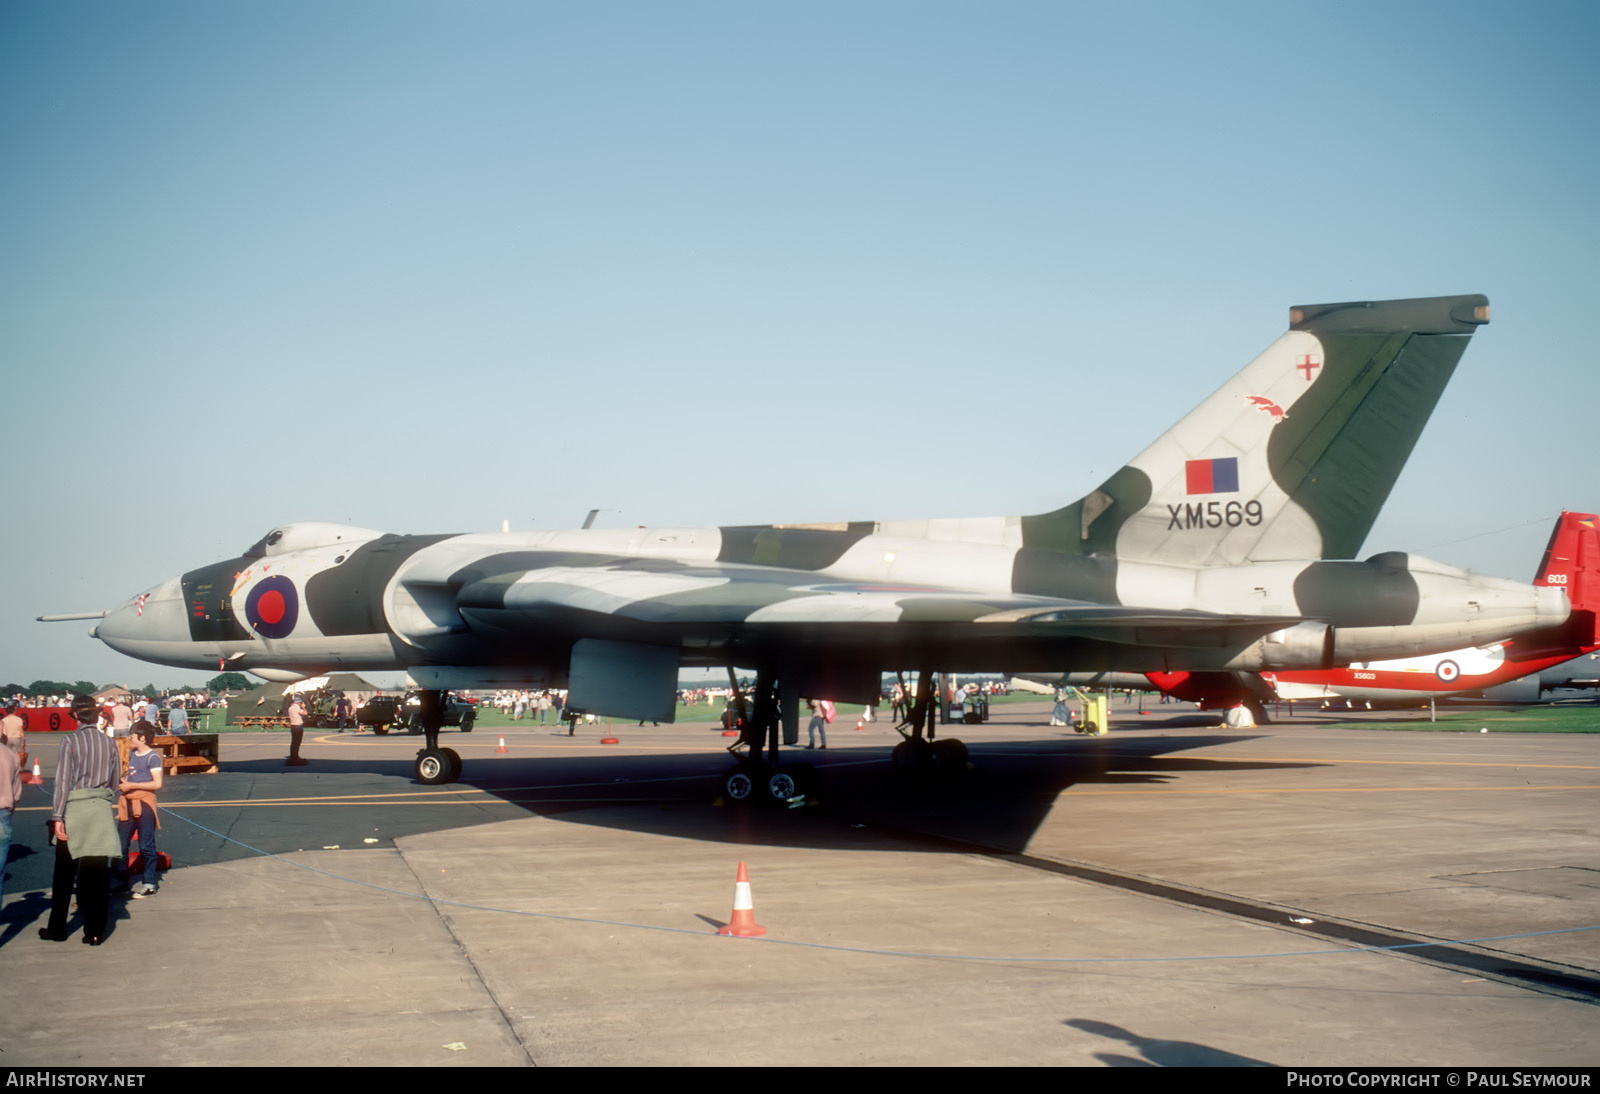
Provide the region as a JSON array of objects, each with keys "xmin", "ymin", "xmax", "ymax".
[
  {"xmin": 198, "ymin": 730, "xmax": 1326, "ymax": 860},
  {"xmin": 0, "ymin": 726, "xmax": 1324, "ymax": 905},
  {"xmin": 707, "ymin": 732, "xmax": 1323, "ymax": 855}
]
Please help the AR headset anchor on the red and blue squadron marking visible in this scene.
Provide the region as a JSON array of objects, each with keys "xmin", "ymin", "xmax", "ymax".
[{"xmin": 245, "ymin": 575, "xmax": 299, "ymax": 639}]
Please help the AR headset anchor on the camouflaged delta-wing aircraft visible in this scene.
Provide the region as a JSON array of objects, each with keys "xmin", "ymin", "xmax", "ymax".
[{"xmin": 52, "ymin": 293, "xmax": 1572, "ymax": 799}]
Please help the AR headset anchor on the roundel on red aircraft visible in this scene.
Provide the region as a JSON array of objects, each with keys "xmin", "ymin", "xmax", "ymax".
[
  {"xmin": 245, "ymin": 575, "xmax": 299, "ymax": 639},
  {"xmin": 1435, "ymin": 659, "xmax": 1461, "ymax": 683}
]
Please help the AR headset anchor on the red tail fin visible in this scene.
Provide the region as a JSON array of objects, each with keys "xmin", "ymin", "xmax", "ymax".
[{"xmin": 1534, "ymin": 512, "xmax": 1600, "ymax": 643}]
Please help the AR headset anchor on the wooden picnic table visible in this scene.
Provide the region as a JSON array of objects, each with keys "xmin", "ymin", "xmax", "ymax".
[{"xmin": 116, "ymin": 734, "xmax": 221, "ymax": 776}]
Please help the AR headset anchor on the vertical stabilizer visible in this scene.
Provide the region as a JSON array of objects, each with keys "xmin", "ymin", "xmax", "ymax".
[
  {"xmin": 1019, "ymin": 295, "xmax": 1490, "ymax": 575},
  {"xmin": 1535, "ymin": 512, "xmax": 1600, "ymax": 644}
]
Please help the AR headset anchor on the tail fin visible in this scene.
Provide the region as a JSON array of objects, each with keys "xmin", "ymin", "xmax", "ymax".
[
  {"xmin": 1534, "ymin": 512, "xmax": 1600, "ymax": 645},
  {"xmin": 1019, "ymin": 294, "xmax": 1490, "ymax": 570}
]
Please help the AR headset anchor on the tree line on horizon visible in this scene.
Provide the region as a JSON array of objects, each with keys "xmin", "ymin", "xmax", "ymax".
[{"xmin": 3, "ymin": 673, "xmax": 263, "ymax": 700}]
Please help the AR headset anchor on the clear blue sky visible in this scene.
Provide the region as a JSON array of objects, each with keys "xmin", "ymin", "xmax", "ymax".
[{"xmin": 3, "ymin": 1, "xmax": 1595, "ymax": 688}]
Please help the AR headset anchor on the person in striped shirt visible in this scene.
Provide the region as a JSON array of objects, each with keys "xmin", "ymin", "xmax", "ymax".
[{"xmin": 39, "ymin": 696, "xmax": 120, "ymax": 946}]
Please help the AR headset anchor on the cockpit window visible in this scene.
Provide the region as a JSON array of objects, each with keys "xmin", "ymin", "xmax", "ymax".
[
  {"xmin": 241, "ymin": 528, "xmax": 284, "ymax": 559},
  {"xmin": 242, "ymin": 523, "xmax": 385, "ymax": 559}
]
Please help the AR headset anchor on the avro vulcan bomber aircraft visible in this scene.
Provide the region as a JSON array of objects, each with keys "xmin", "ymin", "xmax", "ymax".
[{"xmin": 51, "ymin": 294, "xmax": 1572, "ymax": 798}]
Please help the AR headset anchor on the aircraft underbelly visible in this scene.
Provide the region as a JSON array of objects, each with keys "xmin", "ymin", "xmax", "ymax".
[{"xmin": 232, "ymin": 633, "xmax": 409, "ymax": 674}]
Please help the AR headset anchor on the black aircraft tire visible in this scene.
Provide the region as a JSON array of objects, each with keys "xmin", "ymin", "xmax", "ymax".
[
  {"xmin": 722, "ymin": 765, "xmax": 759, "ymax": 805},
  {"xmin": 933, "ymin": 738, "xmax": 968, "ymax": 768},
  {"xmin": 891, "ymin": 739, "xmax": 932, "ymax": 771},
  {"xmin": 766, "ymin": 768, "xmax": 801, "ymax": 804},
  {"xmin": 373, "ymin": 725, "xmax": 389, "ymax": 736},
  {"xmin": 441, "ymin": 748, "xmax": 463, "ymax": 782},
  {"xmin": 416, "ymin": 748, "xmax": 454, "ymax": 785}
]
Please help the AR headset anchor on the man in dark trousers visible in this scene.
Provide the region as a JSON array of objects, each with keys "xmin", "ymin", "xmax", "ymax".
[
  {"xmin": 285, "ymin": 695, "xmax": 308, "ymax": 766},
  {"xmin": 40, "ymin": 695, "xmax": 121, "ymax": 945}
]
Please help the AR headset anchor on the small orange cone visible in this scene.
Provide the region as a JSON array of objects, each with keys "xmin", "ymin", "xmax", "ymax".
[
  {"xmin": 855, "ymin": 717, "xmax": 864, "ymax": 731},
  {"xmin": 717, "ymin": 861, "xmax": 766, "ymax": 937},
  {"xmin": 496, "ymin": 736, "xmax": 508, "ymax": 753},
  {"xmin": 22, "ymin": 759, "xmax": 41, "ymax": 785}
]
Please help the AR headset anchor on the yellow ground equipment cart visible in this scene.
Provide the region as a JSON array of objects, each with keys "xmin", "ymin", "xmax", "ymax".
[{"xmin": 1068, "ymin": 688, "xmax": 1109, "ymax": 736}]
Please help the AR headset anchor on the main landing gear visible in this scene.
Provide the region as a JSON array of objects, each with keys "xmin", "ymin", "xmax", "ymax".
[
  {"xmin": 412, "ymin": 689, "xmax": 463, "ymax": 785},
  {"xmin": 719, "ymin": 668, "xmax": 817, "ymax": 807},
  {"xmin": 889, "ymin": 669, "xmax": 969, "ymax": 776},
  {"xmin": 716, "ymin": 668, "xmax": 972, "ymax": 805}
]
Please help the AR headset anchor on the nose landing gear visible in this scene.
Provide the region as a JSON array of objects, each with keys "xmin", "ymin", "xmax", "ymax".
[
  {"xmin": 416, "ymin": 745, "xmax": 461, "ymax": 784},
  {"xmin": 411, "ymin": 690, "xmax": 461, "ymax": 784}
]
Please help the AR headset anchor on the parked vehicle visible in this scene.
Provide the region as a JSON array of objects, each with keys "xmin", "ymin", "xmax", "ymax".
[{"xmin": 359, "ymin": 691, "xmax": 475, "ymax": 735}]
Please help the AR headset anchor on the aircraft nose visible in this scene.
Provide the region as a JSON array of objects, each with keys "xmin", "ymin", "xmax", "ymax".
[{"xmin": 96, "ymin": 576, "xmax": 189, "ymax": 654}]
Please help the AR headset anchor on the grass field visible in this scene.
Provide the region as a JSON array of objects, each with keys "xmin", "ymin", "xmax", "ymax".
[
  {"xmin": 466, "ymin": 693, "xmax": 1600, "ymax": 734},
  {"xmin": 469, "ymin": 689, "xmax": 1048, "ymax": 730},
  {"xmin": 472, "ymin": 700, "xmax": 887, "ymax": 730},
  {"xmin": 1354, "ymin": 701, "xmax": 1600, "ymax": 733}
]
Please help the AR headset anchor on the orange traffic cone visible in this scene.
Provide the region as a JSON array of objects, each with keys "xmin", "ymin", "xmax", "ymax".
[
  {"xmin": 22, "ymin": 759, "xmax": 41, "ymax": 785},
  {"xmin": 496, "ymin": 736, "xmax": 508, "ymax": 753},
  {"xmin": 717, "ymin": 861, "xmax": 766, "ymax": 937},
  {"xmin": 855, "ymin": 717, "xmax": 864, "ymax": 731}
]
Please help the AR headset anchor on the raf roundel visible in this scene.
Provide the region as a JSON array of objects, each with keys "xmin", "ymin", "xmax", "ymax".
[
  {"xmin": 245, "ymin": 575, "xmax": 299, "ymax": 639},
  {"xmin": 1434, "ymin": 659, "xmax": 1461, "ymax": 683}
]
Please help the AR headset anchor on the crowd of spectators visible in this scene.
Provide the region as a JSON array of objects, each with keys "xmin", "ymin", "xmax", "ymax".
[
  {"xmin": 3, "ymin": 689, "xmax": 214, "ymax": 737},
  {"xmin": 491, "ymin": 690, "xmax": 566, "ymax": 722}
]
